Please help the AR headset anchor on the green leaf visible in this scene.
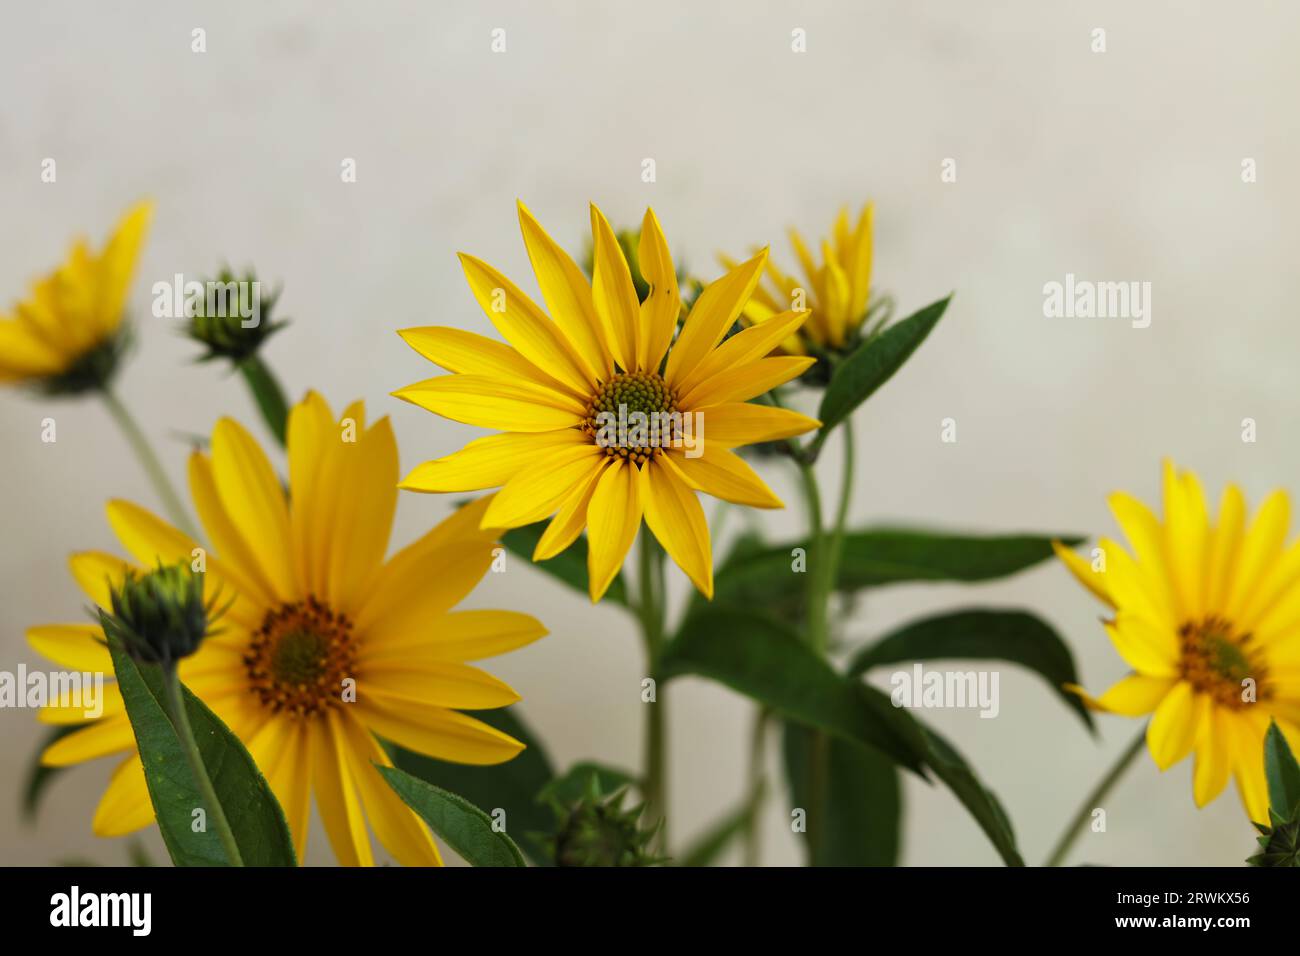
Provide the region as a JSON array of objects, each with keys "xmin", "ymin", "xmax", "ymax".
[
  {"xmin": 657, "ymin": 606, "xmax": 1023, "ymax": 865},
  {"xmin": 21, "ymin": 725, "xmax": 79, "ymax": 822},
  {"xmin": 109, "ymin": 641, "xmax": 297, "ymax": 866},
  {"xmin": 848, "ymin": 608, "xmax": 1094, "ymax": 731},
  {"xmin": 813, "ymin": 295, "xmax": 951, "ymax": 449},
  {"xmin": 377, "ymin": 766, "xmax": 526, "ymax": 867},
  {"xmin": 538, "ymin": 761, "xmax": 639, "ymax": 807},
  {"xmin": 709, "ymin": 528, "xmax": 1081, "ymax": 619},
  {"xmin": 676, "ymin": 790, "xmax": 762, "ymax": 867},
  {"xmin": 783, "ymin": 721, "xmax": 900, "ymax": 866},
  {"xmin": 388, "ymin": 706, "xmax": 556, "ymax": 866},
  {"xmin": 657, "ymin": 607, "xmax": 923, "ymax": 772},
  {"xmin": 499, "ymin": 524, "xmax": 628, "ymax": 607},
  {"xmin": 1264, "ymin": 721, "xmax": 1300, "ymax": 820}
]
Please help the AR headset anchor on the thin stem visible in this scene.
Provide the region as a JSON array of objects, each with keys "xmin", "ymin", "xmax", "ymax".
[
  {"xmin": 827, "ymin": 423, "xmax": 856, "ymax": 591},
  {"xmin": 238, "ymin": 354, "xmax": 289, "ymax": 447},
  {"xmin": 161, "ymin": 665, "xmax": 243, "ymax": 866},
  {"xmin": 798, "ymin": 458, "xmax": 829, "ymax": 654},
  {"xmin": 742, "ymin": 708, "xmax": 769, "ymax": 866},
  {"xmin": 638, "ymin": 535, "xmax": 668, "ymax": 851},
  {"xmin": 1044, "ymin": 725, "xmax": 1147, "ymax": 867},
  {"xmin": 100, "ymin": 388, "xmax": 198, "ymax": 539}
]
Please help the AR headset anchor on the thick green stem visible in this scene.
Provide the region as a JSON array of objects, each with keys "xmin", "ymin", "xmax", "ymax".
[
  {"xmin": 238, "ymin": 354, "xmax": 289, "ymax": 447},
  {"xmin": 161, "ymin": 665, "xmax": 243, "ymax": 866},
  {"xmin": 1044, "ymin": 725, "xmax": 1147, "ymax": 867},
  {"xmin": 639, "ymin": 535, "xmax": 668, "ymax": 850},
  {"xmin": 100, "ymin": 388, "xmax": 198, "ymax": 539}
]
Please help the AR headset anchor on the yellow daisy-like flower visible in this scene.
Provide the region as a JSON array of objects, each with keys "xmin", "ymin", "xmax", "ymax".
[
  {"xmin": 1056, "ymin": 460, "xmax": 1300, "ymax": 821},
  {"xmin": 722, "ymin": 202, "xmax": 874, "ymax": 355},
  {"xmin": 395, "ymin": 201, "xmax": 822, "ymax": 601},
  {"xmin": 28, "ymin": 392, "xmax": 545, "ymax": 866},
  {"xmin": 0, "ymin": 202, "xmax": 151, "ymax": 389}
]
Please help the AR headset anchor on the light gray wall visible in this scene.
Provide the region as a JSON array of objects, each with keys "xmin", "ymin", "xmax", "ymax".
[{"xmin": 2, "ymin": 0, "xmax": 1295, "ymax": 865}]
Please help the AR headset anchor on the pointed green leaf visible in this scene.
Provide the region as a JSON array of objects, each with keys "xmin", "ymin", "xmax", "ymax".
[
  {"xmin": 377, "ymin": 766, "xmax": 526, "ymax": 867},
  {"xmin": 22, "ymin": 725, "xmax": 79, "ymax": 822},
  {"xmin": 1264, "ymin": 720, "xmax": 1300, "ymax": 820},
  {"xmin": 848, "ymin": 608, "xmax": 1093, "ymax": 731},
  {"xmin": 109, "ymin": 640, "xmax": 297, "ymax": 866}
]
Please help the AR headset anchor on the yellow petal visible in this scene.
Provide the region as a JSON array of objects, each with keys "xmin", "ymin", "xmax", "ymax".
[
  {"xmin": 393, "ymin": 374, "xmax": 583, "ymax": 431},
  {"xmin": 1107, "ymin": 490, "xmax": 1177, "ymax": 622},
  {"xmin": 211, "ymin": 417, "xmax": 297, "ymax": 599},
  {"xmin": 482, "ymin": 444, "xmax": 606, "ymax": 528},
  {"xmin": 338, "ymin": 715, "xmax": 442, "ymax": 866},
  {"xmin": 460, "ymin": 252, "xmax": 596, "ymax": 394},
  {"xmin": 398, "ymin": 326, "xmax": 579, "ymax": 397},
  {"xmin": 1228, "ymin": 709, "xmax": 1271, "ymax": 822},
  {"xmin": 642, "ymin": 457, "xmax": 713, "ymax": 598},
  {"xmin": 1094, "ymin": 673, "xmax": 1175, "ymax": 716},
  {"xmin": 285, "ymin": 391, "xmax": 336, "ymax": 598},
  {"xmin": 254, "ymin": 718, "xmax": 312, "ymax": 862},
  {"xmin": 588, "ymin": 203, "xmax": 642, "ymax": 371},
  {"xmin": 69, "ymin": 551, "xmax": 133, "ymax": 609},
  {"xmin": 401, "ymin": 430, "xmax": 588, "ymax": 494},
  {"xmin": 92, "ymin": 755, "xmax": 154, "ymax": 837},
  {"xmin": 679, "ymin": 356, "xmax": 816, "ymax": 409},
  {"xmin": 669, "ymin": 446, "xmax": 783, "ymax": 509},
  {"xmin": 847, "ymin": 203, "xmax": 874, "ymax": 321},
  {"xmin": 1107, "ymin": 613, "xmax": 1179, "ymax": 677},
  {"xmin": 325, "ymin": 415, "xmax": 399, "ymax": 613},
  {"xmin": 42, "ymin": 716, "xmax": 134, "ymax": 766},
  {"xmin": 97, "ymin": 200, "xmax": 152, "ymax": 336},
  {"xmin": 637, "ymin": 207, "xmax": 680, "ymax": 371},
  {"xmin": 1205, "ymin": 483, "xmax": 1246, "ymax": 612},
  {"xmin": 533, "ymin": 456, "xmax": 611, "ymax": 561},
  {"xmin": 1101, "ymin": 537, "xmax": 1177, "ymax": 630},
  {"xmin": 355, "ymin": 538, "xmax": 495, "ymax": 640},
  {"xmin": 1192, "ymin": 707, "xmax": 1233, "ymax": 807},
  {"xmin": 586, "ymin": 458, "xmax": 643, "ymax": 602},
  {"xmin": 517, "ymin": 199, "xmax": 611, "ymax": 379},
  {"xmin": 357, "ymin": 696, "xmax": 524, "ymax": 765},
  {"xmin": 666, "ymin": 251, "xmax": 768, "ymax": 386},
  {"xmin": 695, "ymin": 403, "xmax": 820, "ymax": 447},
  {"xmin": 1146, "ymin": 681, "xmax": 1204, "ymax": 770},
  {"xmin": 311, "ymin": 711, "xmax": 375, "ymax": 866},
  {"xmin": 1162, "ymin": 461, "xmax": 1210, "ymax": 620},
  {"xmin": 27, "ymin": 623, "xmax": 111, "ymax": 672},
  {"xmin": 1224, "ymin": 489, "xmax": 1291, "ymax": 623},
  {"xmin": 189, "ymin": 451, "xmax": 275, "ymax": 606},
  {"xmin": 364, "ymin": 661, "xmax": 521, "ymax": 710},
  {"xmin": 364, "ymin": 609, "xmax": 547, "ymax": 663},
  {"xmin": 1053, "ymin": 539, "xmax": 1112, "ymax": 607},
  {"xmin": 674, "ymin": 309, "xmax": 811, "ymax": 397}
]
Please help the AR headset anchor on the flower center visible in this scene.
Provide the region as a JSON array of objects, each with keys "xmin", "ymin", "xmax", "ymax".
[
  {"xmin": 244, "ymin": 597, "xmax": 357, "ymax": 717},
  {"xmin": 1178, "ymin": 616, "xmax": 1268, "ymax": 709},
  {"xmin": 581, "ymin": 371, "xmax": 680, "ymax": 465}
]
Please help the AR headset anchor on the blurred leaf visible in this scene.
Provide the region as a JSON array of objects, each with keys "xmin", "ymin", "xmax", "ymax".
[
  {"xmin": 539, "ymin": 761, "xmax": 638, "ymax": 807},
  {"xmin": 812, "ymin": 295, "xmax": 951, "ymax": 452},
  {"xmin": 848, "ymin": 608, "xmax": 1094, "ymax": 731},
  {"xmin": 110, "ymin": 641, "xmax": 296, "ymax": 867},
  {"xmin": 657, "ymin": 607, "xmax": 1023, "ymax": 865},
  {"xmin": 499, "ymin": 524, "xmax": 628, "ymax": 607},
  {"xmin": 783, "ymin": 721, "xmax": 900, "ymax": 866},
  {"xmin": 677, "ymin": 789, "xmax": 762, "ymax": 867},
  {"xmin": 1265, "ymin": 721, "xmax": 1300, "ymax": 820},
  {"xmin": 377, "ymin": 767, "xmax": 525, "ymax": 867},
  {"xmin": 21, "ymin": 725, "xmax": 79, "ymax": 822},
  {"xmin": 389, "ymin": 706, "xmax": 555, "ymax": 866}
]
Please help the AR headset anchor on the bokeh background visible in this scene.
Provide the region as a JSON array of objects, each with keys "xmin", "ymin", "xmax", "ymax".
[{"xmin": 2, "ymin": 0, "xmax": 1296, "ymax": 866}]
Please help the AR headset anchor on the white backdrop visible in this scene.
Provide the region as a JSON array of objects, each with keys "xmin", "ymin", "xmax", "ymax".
[{"xmin": 2, "ymin": 0, "xmax": 1297, "ymax": 865}]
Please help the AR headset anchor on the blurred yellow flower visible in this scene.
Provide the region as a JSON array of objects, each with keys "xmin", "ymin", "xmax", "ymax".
[
  {"xmin": 0, "ymin": 202, "xmax": 151, "ymax": 391},
  {"xmin": 395, "ymin": 201, "xmax": 821, "ymax": 602},
  {"xmin": 722, "ymin": 202, "xmax": 874, "ymax": 355},
  {"xmin": 29, "ymin": 392, "xmax": 545, "ymax": 866},
  {"xmin": 1056, "ymin": 460, "xmax": 1300, "ymax": 821}
]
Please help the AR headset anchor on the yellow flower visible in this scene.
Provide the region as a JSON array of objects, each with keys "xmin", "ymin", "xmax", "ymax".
[
  {"xmin": 722, "ymin": 203, "xmax": 874, "ymax": 355},
  {"xmin": 1056, "ymin": 460, "xmax": 1300, "ymax": 821},
  {"xmin": 0, "ymin": 202, "xmax": 151, "ymax": 390},
  {"xmin": 28, "ymin": 392, "xmax": 545, "ymax": 866},
  {"xmin": 395, "ymin": 201, "xmax": 821, "ymax": 602}
]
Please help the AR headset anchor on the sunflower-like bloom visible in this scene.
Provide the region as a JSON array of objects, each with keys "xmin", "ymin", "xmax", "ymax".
[
  {"xmin": 0, "ymin": 202, "xmax": 151, "ymax": 392},
  {"xmin": 722, "ymin": 203, "xmax": 874, "ymax": 355},
  {"xmin": 1056, "ymin": 461, "xmax": 1300, "ymax": 821},
  {"xmin": 395, "ymin": 202, "xmax": 821, "ymax": 601},
  {"xmin": 28, "ymin": 392, "xmax": 546, "ymax": 866}
]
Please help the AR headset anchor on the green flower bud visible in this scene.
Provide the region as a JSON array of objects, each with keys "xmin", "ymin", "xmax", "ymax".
[
  {"xmin": 97, "ymin": 562, "xmax": 215, "ymax": 666},
  {"xmin": 1247, "ymin": 811, "xmax": 1300, "ymax": 867},
  {"xmin": 186, "ymin": 269, "xmax": 287, "ymax": 364},
  {"xmin": 542, "ymin": 776, "xmax": 665, "ymax": 867}
]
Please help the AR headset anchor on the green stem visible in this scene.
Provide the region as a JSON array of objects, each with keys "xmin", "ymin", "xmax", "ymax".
[
  {"xmin": 827, "ymin": 423, "xmax": 856, "ymax": 590},
  {"xmin": 1044, "ymin": 725, "xmax": 1147, "ymax": 867},
  {"xmin": 238, "ymin": 354, "xmax": 289, "ymax": 447},
  {"xmin": 743, "ymin": 708, "xmax": 769, "ymax": 866},
  {"xmin": 160, "ymin": 665, "xmax": 243, "ymax": 866},
  {"xmin": 100, "ymin": 388, "xmax": 198, "ymax": 539},
  {"xmin": 638, "ymin": 535, "xmax": 668, "ymax": 850},
  {"xmin": 798, "ymin": 458, "xmax": 829, "ymax": 654}
]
